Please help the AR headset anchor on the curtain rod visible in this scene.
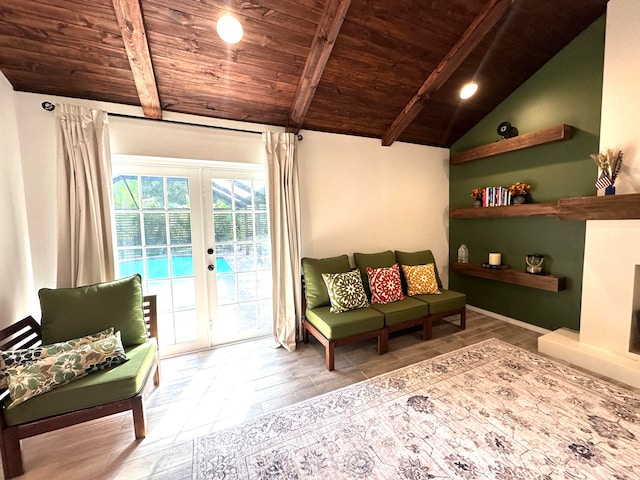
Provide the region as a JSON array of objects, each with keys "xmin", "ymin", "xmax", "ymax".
[{"xmin": 41, "ymin": 101, "xmax": 303, "ymax": 140}]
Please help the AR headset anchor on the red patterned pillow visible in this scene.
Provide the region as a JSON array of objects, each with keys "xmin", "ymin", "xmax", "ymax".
[{"xmin": 366, "ymin": 263, "xmax": 405, "ymax": 304}]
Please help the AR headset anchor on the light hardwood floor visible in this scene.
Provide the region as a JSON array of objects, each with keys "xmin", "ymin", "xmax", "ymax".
[{"xmin": 5, "ymin": 311, "xmax": 555, "ymax": 479}]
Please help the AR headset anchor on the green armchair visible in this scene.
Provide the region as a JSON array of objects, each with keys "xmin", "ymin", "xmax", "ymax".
[{"xmin": 0, "ymin": 275, "xmax": 160, "ymax": 478}]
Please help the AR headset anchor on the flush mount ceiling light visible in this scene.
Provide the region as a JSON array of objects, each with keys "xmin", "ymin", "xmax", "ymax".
[
  {"xmin": 460, "ymin": 82, "xmax": 478, "ymax": 99},
  {"xmin": 216, "ymin": 15, "xmax": 243, "ymax": 44}
]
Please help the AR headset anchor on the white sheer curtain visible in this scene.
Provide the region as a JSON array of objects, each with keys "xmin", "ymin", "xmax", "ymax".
[
  {"xmin": 264, "ymin": 131, "xmax": 301, "ymax": 351},
  {"xmin": 55, "ymin": 104, "xmax": 115, "ymax": 288}
]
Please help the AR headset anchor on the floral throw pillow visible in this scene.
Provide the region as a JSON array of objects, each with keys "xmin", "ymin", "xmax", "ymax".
[
  {"xmin": 366, "ymin": 264, "xmax": 405, "ymax": 304},
  {"xmin": 6, "ymin": 331, "xmax": 128, "ymax": 408},
  {"xmin": 0, "ymin": 327, "xmax": 115, "ymax": 390},
  {"xmin": 402, "ymin": 263, "xmax": 441, "ymax": 296},
  {"xmin": 321, "ymin": 270, "xmax": 369, "ymax": 313}
]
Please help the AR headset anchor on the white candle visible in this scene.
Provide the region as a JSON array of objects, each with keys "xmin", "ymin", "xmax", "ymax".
[{"xmin": 489, "ymin": 253, "xmax": 501, "ymax": 265}]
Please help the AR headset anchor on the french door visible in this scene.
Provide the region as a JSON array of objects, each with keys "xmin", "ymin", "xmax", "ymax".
[{"xmin": 112, "ymin": 157, "xmax": 272, "ymax": 356}]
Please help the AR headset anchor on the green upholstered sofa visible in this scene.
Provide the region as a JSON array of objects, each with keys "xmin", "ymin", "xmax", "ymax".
[
  {"xmin": 0, "ymin": 275, "xmax": 160, "ymax": 478},
  {"xmin": 301, "ymin": 250, "xmax": 466, "ymax": 371}
]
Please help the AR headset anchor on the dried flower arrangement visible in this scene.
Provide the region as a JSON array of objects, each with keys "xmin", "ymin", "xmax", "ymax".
[
  {"xmin": 471, "ymin": 188, "xmax": 483, "ymax": 199},
  {"xmin": 591, "ymin": 149, "xmax": 623, "ymax": 190},
  {"xmin": 508, "ymin": 182, "xmax": 531, "ymax": 196}
]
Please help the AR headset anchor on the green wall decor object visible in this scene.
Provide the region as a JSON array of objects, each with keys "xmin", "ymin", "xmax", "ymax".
[{"xmin": 449, "ymin": 15, "xmax": 606, "ymax": 331}]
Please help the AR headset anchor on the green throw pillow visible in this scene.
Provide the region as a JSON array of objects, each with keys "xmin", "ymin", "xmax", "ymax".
[
  {"xmin": 321, "ymin": 270, "xmax": 369, "ymax": 314},
  {"xmin": 301, "ymin": 255, "xmax": 351, "ymax": 310},
  {"xmin": 0, "ymin": 327, "xmax": 114, "ymax": 389},
  {"xmin": 39, "ymin": 274, "xmax": 147, "ymax": 348},
  {"xmin": 6, "ymin": 332, "xmax": 128, "ymax": 408}
]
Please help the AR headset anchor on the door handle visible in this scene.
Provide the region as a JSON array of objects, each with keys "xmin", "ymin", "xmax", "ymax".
[{"xmin": 208, "ymin": 264, "xmax": 215, "ymax": 271}]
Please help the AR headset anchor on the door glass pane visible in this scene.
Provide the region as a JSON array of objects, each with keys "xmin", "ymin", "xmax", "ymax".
[
  {"xmin": 144, "ymin": 213, "xmax": 167, "ymax": 245},
  {"xmin": 171, "ymin": 246, "xmax": 193, "ymax": 277},
  {"xmin": 212, "ymin": 180, "xmax": 233, "ymax": 210},
  {"xmin": 216, "ymin": 244, "xmax": 236, "ymax": 273},
  {"xmin": 167, "ymin": 177, "xmax": 190, "ymax": 208},
  {"xmin": 115, "ymin": 213, "xmax": 141, "ymax": 247},
  {"xmin": 169, "ymin": 213, "xmax": 191, "ymax": 244},
  {"xmin": 118, "ymin": 248, "xmax": 142, "ymax": 277},
  {"xmin": 254, "ymin": 181, "xmax": 266, "ymax": 211},
  {"xmin": 147, "ymin": 247, "xmax": 168, "ymax": 279},
  {"xmin": 233, "ymin": 180, "xmax": 253, "ymax": 210},
  {"xmin": 235, "ymin": 213, "xmax": 254, "ymax": 242},
  {"xmin": 141, "ymin": 176, "xmax": 164, "ymax": 209},
  {"xmin": 214, "ymin": 213, "xmax": 234, "ymax": 242},
  {"xmin": 114, "ymin": 175, "xmax": 139, "ymax": 209}
]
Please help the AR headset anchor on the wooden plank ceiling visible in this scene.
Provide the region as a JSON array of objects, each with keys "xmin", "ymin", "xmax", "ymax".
[{"xmin": 0, "ymin": 0, "xmax": 607, "ymax": 148}]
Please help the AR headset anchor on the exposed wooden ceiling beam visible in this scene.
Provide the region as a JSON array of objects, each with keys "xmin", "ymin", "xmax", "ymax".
[
  {"xmin": 381, "ymin": 0, "xmax": 514, "ymax": 146},
  {"xmin": 111, "ymin": 0, "xmax": 162, "ymax": 119},
  {"xmin": 286, "ymin": 0, "xmax": 351, "ymax": 133}
]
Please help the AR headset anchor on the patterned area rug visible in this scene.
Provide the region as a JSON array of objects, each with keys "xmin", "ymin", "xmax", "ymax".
[{"xmin": 193, "ymin": 339, "xmax": 640, "ymax": 479}]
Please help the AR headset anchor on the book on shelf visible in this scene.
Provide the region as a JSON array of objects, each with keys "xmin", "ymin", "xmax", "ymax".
[{"xmin": 481, "ymin": 186, "xmax": 512, "ymax": 207}]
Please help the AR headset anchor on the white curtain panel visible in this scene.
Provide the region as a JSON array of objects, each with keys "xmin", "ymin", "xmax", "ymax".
[
  {"xmin": 55, "ymin": 104, "xmax": 115, "ymax": 288},
  {"xmin": 264, "ymin": 131, "xmax": 301, "ymax": 351}
]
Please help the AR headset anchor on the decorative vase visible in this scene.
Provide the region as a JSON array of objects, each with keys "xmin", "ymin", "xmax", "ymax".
[
  {"xmin": 473, "ymin": 198, "xmax": 482, "ymax": 207},
  {"xmin": 513, "ymin": 195, "xmax": 526, "ymax": 205},
  {"xmin": 605, "ymin": 185, "xmax": 616, "ymax": 196}
]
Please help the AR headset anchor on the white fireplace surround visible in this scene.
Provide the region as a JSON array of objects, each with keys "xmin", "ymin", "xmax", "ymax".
[{"xmin": 539, "ymin": 219, "xmax": 640, "ymax": 387}]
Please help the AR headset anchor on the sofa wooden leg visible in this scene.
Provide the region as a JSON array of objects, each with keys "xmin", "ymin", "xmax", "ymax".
[
  {"xmin": 302, "ymin": 322, "xmax": 309, "ymax": 344},
  {"xmin": 460, "ymin": 308, "xmax": 466, "ymax": 330},
  {"xmin": 378, "ymin": 330, "xmax": 388, "ymax": 355},
  {"xmin": 1, "ymin": 427, "xmax": 24, "ymax": 479},
  {"xmin": 326, "ymin": 342, "xmax": 335, "ymax": 371},
  {"xmin": 132, "ymin": 396, "xmax": 148, "ymax": 439},
  {"xmin": 422, "ymin": 317, "xmax": 433, "ymax": 340}
]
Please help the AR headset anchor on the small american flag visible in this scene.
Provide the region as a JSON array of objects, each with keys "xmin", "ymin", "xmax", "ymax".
[{"xmin": 595, "ymin": 170, "xmax": 612, "ymax": 190}]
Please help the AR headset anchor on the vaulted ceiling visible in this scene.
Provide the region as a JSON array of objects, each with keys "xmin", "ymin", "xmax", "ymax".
[{"xmin": 0, "ymin": 0, "xmax": 607, "ymax": 147}]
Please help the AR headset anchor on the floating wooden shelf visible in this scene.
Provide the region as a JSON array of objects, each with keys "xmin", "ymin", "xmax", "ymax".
[
  {"xmin": 450, "ymin": 262, "xmax": 566, "ymax": 292},
  {"xmin": 451, "ymin": 194, "xmax": 640, "ymax": 220},
  {"xmin": 557, "ymin": 193, "xmax": 640, "ymax": 220},
  {"xmin": 450, "ymin": 124, "xmax": 573, "ymax": 165},
  {"xmin": 450, "ymin": 202, "xmax": 558, "ymax": 219}
]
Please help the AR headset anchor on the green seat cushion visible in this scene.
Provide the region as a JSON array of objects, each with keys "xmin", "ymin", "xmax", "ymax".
[
  {"xmin": 3, "ymin": 340, "xmax": 157, "ymax": 426},
  {"xmin": 353, "ymin": 250, "xmax": 396, "ymax": 297},
  {"xmin": 39, "ymin": 274, "xmax": 147, "ymax": 348},
  {"xmin": 369, "ymin": 297, "xmax": 428, "ymax": 326},
  {"xmin": 413, "ymin": 289, "xmax": 466, "ymax": 315},
  {"xmin": 395, "ymin": 250, "xmax": 443, "ymax": 288},
  {"xmin": 301, "ymin": 255, "xmax": 351, "ymax": 310},
  {"xmin": 305, "ymin": 306, "xmax": 384, "ymax": 340}
]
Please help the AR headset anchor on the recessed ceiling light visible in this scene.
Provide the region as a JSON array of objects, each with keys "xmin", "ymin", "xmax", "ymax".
[
  {"xmin": 460, "ymin": 82, "xmax": 478, "ymax": 100},
  {"xmin": 216, "ymin": 15, "xmax": 243, "ymax": 44}
]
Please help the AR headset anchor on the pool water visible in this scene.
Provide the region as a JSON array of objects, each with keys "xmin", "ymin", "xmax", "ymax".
[{"xmin": 119, "ymin": 256, "xmax": 232, "ymax": 279}]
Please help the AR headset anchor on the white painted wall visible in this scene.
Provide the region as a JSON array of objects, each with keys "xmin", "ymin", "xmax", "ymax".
[
  {"xmin": 297, "ymin": 130, "xmax": 450, "ymax": 285},
  {"xmin": 580, "ymin": 0, "xmax": 640, "ymax": 356},
  {"xmin": 598, "ymin": 0, "xmax": 640, "ymax": 194},
  {"xmin": 8, "ymin": 89, "xmax": 450, "ymax": 314},
  {"xmin": 0, "ymin": 73, "xmax": 34, "ymax": 326}
]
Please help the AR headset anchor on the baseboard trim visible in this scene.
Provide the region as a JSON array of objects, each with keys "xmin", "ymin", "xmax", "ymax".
[{"xmin": 466, "ymin": 305, "xmax": 551, "ymax": 335}]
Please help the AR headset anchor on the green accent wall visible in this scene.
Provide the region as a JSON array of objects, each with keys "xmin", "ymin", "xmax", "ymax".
[{"xmin": 449, "ymin": 16, "xmax": 606, "ymax": 331}]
